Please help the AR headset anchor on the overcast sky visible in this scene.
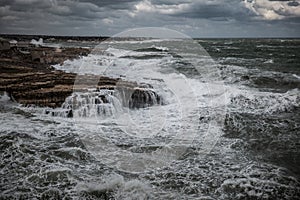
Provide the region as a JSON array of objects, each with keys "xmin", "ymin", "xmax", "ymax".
[{"xmin": 0, "ymin": 0, "xmax": 299, "ymax": 38}]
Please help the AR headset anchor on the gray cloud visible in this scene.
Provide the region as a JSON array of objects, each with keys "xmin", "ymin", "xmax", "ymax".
[
  {"xmin": 0, "ymin": 0, "xmax": 299, "ymax": 37},
  {"xmin": 244, "ymin": 0, "xmax": 300, "ymax": 20},
  {"xmin": 172, "ymin": 1, "xmax": 253, "ymax": 20}
]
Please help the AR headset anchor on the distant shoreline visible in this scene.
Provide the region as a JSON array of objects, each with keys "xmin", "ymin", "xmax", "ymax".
[
  {"xmin": 0, "ymin": 34, "xmax": 110, "ymax": 42},
  {"xmin": 1, "ymin": 34, "xmax": 299, "ymax": 41}
]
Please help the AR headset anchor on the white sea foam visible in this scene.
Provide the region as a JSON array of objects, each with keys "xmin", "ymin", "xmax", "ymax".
[
  {"xmin": 264, "ymin": 59, "xmax": 274, "ymax": 64},
  {"xmin": 76, "ymin": 174, "xmax": 153, "ymax": 199},
  {"xmin": 30, "ymin": 38, "xmax": 43, "ymax": 46},
  {"xmin": 0, "ymin": 92, "xmax": 11, "ymax": 102},
  {"xmin": 50, "ymin": 38, "xmax": 229, "ymax": 172},
  {"xmin": 228, "ymin": 88, "xmax": 300, "ymax": 114},
  {"xmin": 293, "ymin": 74, "xmax": 300, "ymax": 80},
  {"xmin": 150, "ymin": 45, "xmax": 169, "ymax": 51},
  {"xmin": 2, "ymin": 37, "xmax": 300, "ymax": 199}
]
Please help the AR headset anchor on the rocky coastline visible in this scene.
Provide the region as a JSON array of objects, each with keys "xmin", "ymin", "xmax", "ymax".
[{"xmin": 0, "ymin": 39, "xmax": 161, "ymax": 110}]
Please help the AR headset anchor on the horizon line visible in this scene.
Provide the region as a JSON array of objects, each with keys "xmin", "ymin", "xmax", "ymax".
[{"xmin": 1, "ymin": 33, "xmax": 299, "ymax": 39}]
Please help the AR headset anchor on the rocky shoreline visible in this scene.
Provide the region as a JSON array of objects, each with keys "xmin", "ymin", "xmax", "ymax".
[{"xmin": 0, "ymin": 41, "xmax": 161, "ymax": 110}]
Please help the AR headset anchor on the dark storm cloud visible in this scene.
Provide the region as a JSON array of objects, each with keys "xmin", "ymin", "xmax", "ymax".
[
  {"xmin": 49, "ymin": 2, "xmax": 104, "ymax": 19},
  {"xmin": 170, "ymin": 1, "xmax": 253, "ymax": 20},
  {"xmin": 0, "ymin": 0, "xmax": 299, "ymax": 37},
  {"xmin": 80, "ymin": 0, "xmax": 139, "ymax": 8}
]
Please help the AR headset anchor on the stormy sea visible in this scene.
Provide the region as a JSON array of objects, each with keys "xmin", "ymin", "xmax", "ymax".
[{"xmin": 1, "ymin": 38, "xmax": 300, "ymax": 199}]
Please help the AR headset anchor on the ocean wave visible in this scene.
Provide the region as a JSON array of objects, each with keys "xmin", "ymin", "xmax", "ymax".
[
  {"xmin": 229, "ymin": 88, "xmax": 300, "ymax": 114},
  {"xmin": 135, "ymin": 45, "xmax": 169, "ymax": 52}
]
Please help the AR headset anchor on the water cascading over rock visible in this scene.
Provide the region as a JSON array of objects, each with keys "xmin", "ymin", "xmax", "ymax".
[{"xmin": 56, "ymin": 83, "xmax": 163, "ymax": 118}]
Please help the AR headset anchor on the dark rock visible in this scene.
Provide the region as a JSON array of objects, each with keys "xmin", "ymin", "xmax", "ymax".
[
  {"xmin": 241, "ymin": 75, "xmax": 250, "ymax": 81},
  {"xmin": 66, "ymin": 109, "xmax": 73, "ymax": 118}
]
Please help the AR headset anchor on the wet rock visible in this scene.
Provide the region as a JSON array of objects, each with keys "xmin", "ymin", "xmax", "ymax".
[
  {"xmin": 241, "ymin": 75, "xmax": 250, "ymax": 81},
  {"xmin": 129, "ymin": 88, "xmax": 161, "ymax": 108}
]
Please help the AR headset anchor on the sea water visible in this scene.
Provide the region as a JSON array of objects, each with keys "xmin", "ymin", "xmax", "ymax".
[{"xmin": 1, "ymin": 38, "xmax": 299, "ymax": 199}]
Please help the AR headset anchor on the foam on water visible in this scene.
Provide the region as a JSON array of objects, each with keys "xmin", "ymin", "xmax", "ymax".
[
  {"xmin": 0, "ymin": 92, "xmax": 11, "ymax": 102},
  {"xmin": 228, "ymin": 88, "xmax": 300, "ymax": 114},
  {"xmin": 2, "ymin": 38, "xmax": 300, "ymax": 199},
  {"xmin": 75, "ymin": 174, "xmax": 155, "ymax": 199},
  {"xmin": 52, "ymin": 38, "xmax": 300, "ymax": 173},
  {"xmin": 51, "ymin": 38, "xmax": 230, "ymax": 173},
  {"xmin": 293, "ymin": 74, "xmax": 300, "ymax": 80}
]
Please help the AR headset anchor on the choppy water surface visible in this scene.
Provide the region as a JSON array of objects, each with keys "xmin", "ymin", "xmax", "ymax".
[{"xmin": 1, "ymin": 38, "xmax": 300, "ymax": 199}]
